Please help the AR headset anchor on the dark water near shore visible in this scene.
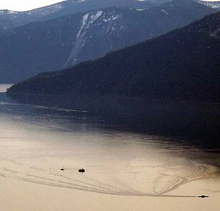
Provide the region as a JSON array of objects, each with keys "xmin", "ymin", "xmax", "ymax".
[
  {"xmin": 8, "ymin": 88, "xmax": 220, "ymax": 148},
  {"xmin": 1, "ymin": 84, "xmax": 220, "ymax": 210}
]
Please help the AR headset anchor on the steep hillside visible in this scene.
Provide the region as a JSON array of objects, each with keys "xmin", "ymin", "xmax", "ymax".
[
  {"xmin": 7, "ymin": 12, "xmax": 220, "ymax": 102},
  {"xmin": 0, "ymin": 0, "xmax": 216, "ymax": 83}
]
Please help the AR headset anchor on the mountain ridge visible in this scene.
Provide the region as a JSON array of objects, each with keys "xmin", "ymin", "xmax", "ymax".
[
  {"xmin": 0, "ymin": 0, "xmax": 216, "ymax": 83},
  {"xmin": 0, "ymin": 0, "xmax": 162, "ymax": 32},
  {"xmin": 0, "ymin": 0, "xmax": 218, "ymax": 33},
  {"xmin": 7, "ymin": 12, "xmax": 220, "ymax": 102}
]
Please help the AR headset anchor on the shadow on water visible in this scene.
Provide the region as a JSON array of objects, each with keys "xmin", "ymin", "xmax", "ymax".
[{"xmin": 6, "ymin": 93, "xmax": 220, "ymax": 150}]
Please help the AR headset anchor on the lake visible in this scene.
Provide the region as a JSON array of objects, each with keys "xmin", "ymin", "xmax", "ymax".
[{"xmin": 1, "ymin": 84, "xmax": 220, "ymax": 211}]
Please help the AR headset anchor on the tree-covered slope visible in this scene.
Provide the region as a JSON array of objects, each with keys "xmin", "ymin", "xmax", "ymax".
[{"xmin": 7, "ymin": 12, "xmax": 220, "ymax": 102}]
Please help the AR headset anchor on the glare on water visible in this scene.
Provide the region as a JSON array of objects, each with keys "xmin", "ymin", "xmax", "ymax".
[
  {"xmin": 0, "ymin": 84, "xmax": 220, "ymax": 211},
  {"xmin": 0, "ymin": 84, "xmax": 13, "ymax": 93}
]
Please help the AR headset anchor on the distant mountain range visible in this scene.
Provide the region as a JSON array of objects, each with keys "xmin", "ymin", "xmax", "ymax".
[
  {"xmin": 8, "ymin": 11, "xmax": 220, "ymax": 102},
  {"xmin": 0, "ymin": 0, "xmax": 166, "ymax": 32},
  {"xmin": 0, "ymin": 0, "xmax": 216, "ymax": 83},
  {"xmin": 0, "ymin": 0, "xmax": 218, "ymax": 33}
]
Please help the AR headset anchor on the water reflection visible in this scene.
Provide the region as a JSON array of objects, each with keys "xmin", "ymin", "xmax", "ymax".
[
  {"xmin": 1, "ymin": 92, "xmax": 220, "ymax": 197},
  {"xmin": 0, "ymin": 84, "xmax": 13, "ymax": 93},
  {"xmin": 8, "ymin": 92, "xmax": 220, "ymax": 147}
]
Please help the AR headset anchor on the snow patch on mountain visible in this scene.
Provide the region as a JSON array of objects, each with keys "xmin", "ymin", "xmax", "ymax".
[
  {"xmin": 26, "ymin": 3, "xmax": 64, "ymax": 16},
  {"xmin": 161, "ymin": 9, "xmax": 169, "ymax": 14},
  {"xmin": 77, "ymin": 10, "xmax": 103, "ymax": 38},
  {"xmin": 63, "ymin": 10, "xmax": 127, "ymax": 67},
  {"xmin": 136, "ymin": 9, "xmax": 146, "ymax": 11},
  {"xmin": 76, "ymin": 13, "xmax": 89, "ymax": 39},
  {"xmin": 197, "ymin": 1, "xmax": 220, "ymax": 9},
  {"xmin": 103, "ymin": 13, "xmax": 122, "ymax": 22},
  {"xmin": 64, "ymin": 10, "xmax": 104, "ymax": 66}
]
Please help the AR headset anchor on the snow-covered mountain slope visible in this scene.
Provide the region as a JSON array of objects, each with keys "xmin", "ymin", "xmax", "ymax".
[{"xmin": 197, "ymin": 1, "xmax": 220, "ymax": 10}]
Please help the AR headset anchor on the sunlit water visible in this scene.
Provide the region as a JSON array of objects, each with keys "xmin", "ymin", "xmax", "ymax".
[
  {"xmin": 1, "ymin": 84, "xmax": 220, "ymax": 204},
  {"xmin": 0, "ymin": 84, "xmax": 13, "ymax": 93}
]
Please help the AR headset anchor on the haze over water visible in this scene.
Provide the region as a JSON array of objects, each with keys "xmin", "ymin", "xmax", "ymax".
[{"xmin": 0, "ymin": 84, "xmax": 220, "ymax": 211}]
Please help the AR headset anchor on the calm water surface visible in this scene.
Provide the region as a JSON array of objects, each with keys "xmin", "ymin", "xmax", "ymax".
[{"xmin": 1, "ymin": 84, "xmax": 220, "ymax": 210}]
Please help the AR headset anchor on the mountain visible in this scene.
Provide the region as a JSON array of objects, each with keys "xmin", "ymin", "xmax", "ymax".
[
  {"xmin": 0, "ymin": 0, "xmax": 218, "ymax": 33},
  {"xmin": 0, "ymin": 0, "xmax": 163, "ymax": 33},
  {"xmin": 197, "ymin": 0, "xmax": 220, "ymax": 10},
  {"xmin": 7, "ymin": 12, "xmax": 220, "ymax": 103},
  {"xmin": 0, "ymin": 0, "xmax": 216, "ymax": 83}
]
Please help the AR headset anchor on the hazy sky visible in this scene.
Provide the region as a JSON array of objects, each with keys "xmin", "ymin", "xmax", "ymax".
[
  {"xmin": 0, "ymin": 0, "xmax": 66, "ymax": 11},
  {"xmin": 0, "ymin": 0, "xmax": 219, "ymax": 11}
]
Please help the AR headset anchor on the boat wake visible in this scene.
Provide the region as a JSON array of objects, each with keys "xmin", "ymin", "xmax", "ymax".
[{"xmin": 0, "ymin": 158, "xmax": 217, "ymax": 197}]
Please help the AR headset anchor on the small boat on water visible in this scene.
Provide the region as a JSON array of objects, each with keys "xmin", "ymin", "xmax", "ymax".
[{"xmin": 78, "ymin": 168, "xmax": 85, "ymax": 173}]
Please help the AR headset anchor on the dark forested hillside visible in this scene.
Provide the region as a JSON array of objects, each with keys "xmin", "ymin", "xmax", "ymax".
[
  {"xmin": 0, "ymin": 0, "xmax": 216, "ymax": 83},
  {"xmin": 7, "ymin": 12, "xmax": 220, "ymax": 102}
]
